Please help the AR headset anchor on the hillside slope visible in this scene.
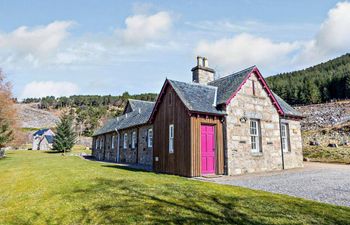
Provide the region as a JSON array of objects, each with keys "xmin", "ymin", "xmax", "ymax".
[
  {"xmin": 15, "ymin": 104, "xmax": 59, "ymax": 129},
  {"xmin": 267, "ymin": 53, "xmax": 350, "ymax": 105}
]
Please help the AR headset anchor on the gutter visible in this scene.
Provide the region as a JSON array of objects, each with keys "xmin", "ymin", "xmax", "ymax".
[
  {"xmin": 115, "ymin": 128, "xmax": 120, "ymax": 163},
  {"xmin": 279, "ymin": 117, "xmax": 285, "ymax": 170}
]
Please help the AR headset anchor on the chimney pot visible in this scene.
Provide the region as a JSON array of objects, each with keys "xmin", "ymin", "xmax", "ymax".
[
  {"xmin": 197, "ymin": 56, "xmax": 203, "ymax": 67},
  {"xmin": 191, "ymin": 56, "xmax": 215, "ymax": 85},
  {"xmin": 203, "ymin": 57, "xmax": 208, "ymax": 67}
]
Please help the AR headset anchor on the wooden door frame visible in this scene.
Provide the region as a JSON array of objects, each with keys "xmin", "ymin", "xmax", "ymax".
[{"xmin": 200, "ymin": 123, "xmax": 217, "ymax": 176}]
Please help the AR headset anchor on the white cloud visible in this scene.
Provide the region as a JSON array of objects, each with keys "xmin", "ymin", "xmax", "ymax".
[
  {"xmin": 0, "ymin": 21, "xmax": 74, "ymax": 62},
  {"xmin": 298, "ymin": 1, "xmax": 350, "ymax": 64},
  {"xmin": 196, "ymin": 33, "xmax": 299, "ymax": 73},
  {"xmin": 118, "ymin": 11, "xmax": 172, "ymax": 45},
  {"xmin": 20, "ymin": 81, "xmax": 79, "ymax": 99},
  {"xmin": 195, "ymin": 2, "xmax": 350, "ymax": 74}
]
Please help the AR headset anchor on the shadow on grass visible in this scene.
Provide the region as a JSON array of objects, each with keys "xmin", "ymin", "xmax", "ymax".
[
  {"xmin": 66, "ymin": 178, "xmax": 266, "ymax": 225},
  {"xmin": 101, "ymin": 164, "xmax": 152, "ymax": 173}
]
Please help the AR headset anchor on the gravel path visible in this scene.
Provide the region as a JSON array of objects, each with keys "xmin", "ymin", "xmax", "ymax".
[{"xmin": 197, "ymin": 162, "xmax": 350, "ymax": 207}]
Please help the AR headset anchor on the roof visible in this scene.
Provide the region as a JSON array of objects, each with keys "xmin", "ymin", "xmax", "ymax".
[
  {"xmin": 33, "ymin": 128, "xmax": 50, "ymax": 136},
  {"xmin": 93, "ymin": 99, "xmax": 155, "ymax": 136},
  {"xmin": 44, "ymin": 135, "xmax": 54, "ymax": 144},
  {"xmin": 272, "ymin": 92, "xmax": 303, "ymax": 117},
  {"xmin": 208, "ymin": 66, "xmax": 255, "ymax": 104},
  {"xmin": 168, "ymin": 79, "xmax": 226, "ymax": 115}
]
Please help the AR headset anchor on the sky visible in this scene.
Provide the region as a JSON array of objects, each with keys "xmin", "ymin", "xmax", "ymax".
[{"xmin": 0, "ymin": 0, "xmax": 350, "ymax": 99}]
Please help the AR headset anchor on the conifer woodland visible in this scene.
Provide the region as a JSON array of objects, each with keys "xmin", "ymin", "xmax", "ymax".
[{"xmin": 267, "ymin": 53, "xmax": 350, "ymax": 105}]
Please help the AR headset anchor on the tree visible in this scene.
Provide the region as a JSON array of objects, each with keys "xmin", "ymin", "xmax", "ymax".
[
  {"xmin": 0, "ymin": 69, "xmax": 17, "ymax": 148},
  {"xmin": 53, "ymin": 114, "xmax": 77, "ymax": 153}
]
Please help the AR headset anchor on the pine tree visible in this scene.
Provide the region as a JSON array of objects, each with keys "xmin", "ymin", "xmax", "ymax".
[
  {"xmin": 345, "ymin": 73, "xmax": 350, "ymax": 98},
  {"xmin": 53, "ymin": 114, "xmax": 77, "ymax": 153}
]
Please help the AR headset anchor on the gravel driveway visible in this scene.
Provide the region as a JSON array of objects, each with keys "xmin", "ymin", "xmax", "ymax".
[{"xmin": 198, "ymin": 162, "xmax": 350, "ymax": 207}]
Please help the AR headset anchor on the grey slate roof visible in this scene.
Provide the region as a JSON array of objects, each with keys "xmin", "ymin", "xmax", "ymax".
[
  {"xmin": 208, "ymin": 66, "xmax": 255, "ymax": 104},
  {"xmin": 272, "ymin": 92, "xmax": 303, "ymax": 117},
  {"xmin": 168, "ymin": 79, "xmax": 225, "ymax": 115},
  {"xmin": 44, "ymin": 135, "xmax": 54, "ymax": 144},
  {"xmin": 93, "ymin": 100, "xmax": 155, "ymax": 136},
  {"xmin": 33, "ymin": 128, "xmax": 50, "ymax": 136}
]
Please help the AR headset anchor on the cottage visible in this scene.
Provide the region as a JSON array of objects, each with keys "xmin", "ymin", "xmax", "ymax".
[
  {"xmin": 92, "ymin": 57, "xmax": 303, "ymax": 177},
  {"xmin": 92, "ymin": 99, "xmax": 154, "ymax": 165},
  {"xmin": 32, "ymin": 129, "xmax": 55, "ymax": 150}
]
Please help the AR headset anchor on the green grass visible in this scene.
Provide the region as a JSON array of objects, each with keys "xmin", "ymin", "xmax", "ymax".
[
  {"xmin": 0, "ymin": 151, "xmax": 349, "ymax": 224},
  {"xmin": 303, "ymin": 146, "xmax": 350, "ymax": 164}
]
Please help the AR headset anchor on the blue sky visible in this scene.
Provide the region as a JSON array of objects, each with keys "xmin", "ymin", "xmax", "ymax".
[{"xmin": 0, "ymin": 0, "xmax": 349, "ymax": 99}]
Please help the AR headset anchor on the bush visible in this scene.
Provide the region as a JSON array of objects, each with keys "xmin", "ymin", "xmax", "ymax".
[{"xmin": 0, "ymin": 149, "xmax": 5, "ymax": 158}]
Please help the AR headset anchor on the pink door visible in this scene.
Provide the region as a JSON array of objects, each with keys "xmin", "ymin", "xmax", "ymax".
[{"xmin": 201, "ymin": 125, "xmax": 216, "ymax": 175}]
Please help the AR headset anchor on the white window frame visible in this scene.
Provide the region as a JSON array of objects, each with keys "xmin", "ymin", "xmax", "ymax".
[
  {"xmin": 123, "ymin": 133, "xmax": 128, "ymax": 149},
  {"xmin": 250, "ymin": 119, "xmax": 261, "ymax": 153},
  {"xmin": 147, "ymin": 129, "xmax": 153, "ymax": 148},
  {"xmin": 111, "ymin": 135, "xmax": 115, "ymax": 149},
  {"xmin": 169, "ymin": 124, "xmax": 174, "ymax": 153},
  {"xmin": 131, "ymin": 131, "xmax": 137, "ymax": 149},
  {"xmin": 96, "ymin": 138, "xmax": 99, "ymax": 149},
  {"xmin": 281, "ymin": 123, "xmax": 289, "ymax": 152}
]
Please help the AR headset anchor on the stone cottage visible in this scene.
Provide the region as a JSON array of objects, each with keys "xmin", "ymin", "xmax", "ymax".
[
  {"xmin": 93, "ymin": 57, "xmax": 303, "ymax": 177},
  {"xmin": 32, "ymin": 129, "xmax": 55, "ymax": 150},
  {"xmin": 92, "ymin": 99, "xmax": 154, "ymax": 166}
]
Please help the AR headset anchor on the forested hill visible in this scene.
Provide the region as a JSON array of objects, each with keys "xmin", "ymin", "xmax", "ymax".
[
  {"xmin": 266, "ymin": 53, "xmax": 350, "ymax": 105},
  {"xmin": 20, "ymin": 92, "xmax": 158, "ymax": 136},
  {"xmin": 22, "ymin": 92, "xmax": 158, "ymax": 109}
]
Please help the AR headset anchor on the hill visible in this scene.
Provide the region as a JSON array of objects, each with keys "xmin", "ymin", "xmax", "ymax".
[
  {"xmin": 15, "ymin": 103, "xmax": 60, "ymax": 129},
  {"xmin": 266, "ymin": 53, "xmax": 350, "ymax": 105},
  {"xmin": 19, "ymin": 92, "xmax": 158, "ymax": 137}
]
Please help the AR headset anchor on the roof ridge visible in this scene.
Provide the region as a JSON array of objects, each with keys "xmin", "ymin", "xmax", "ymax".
[
  {"xmin": 168, "ymin": 79, "xmax": 218, "ymax": 89},
  {"xmin": 208, "ymin": 65, "xmax": 255, "ymax": 84},
  {"xmin": 128, "ymin": 99, "xmax": 155, "ymax": 103}
]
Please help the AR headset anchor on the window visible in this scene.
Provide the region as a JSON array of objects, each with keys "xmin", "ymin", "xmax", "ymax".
[
  {"xmin": 111, "ymin": 135, "xmax": 115, "ymax": 149},
  {"xmin": 169, "ymin": 124, "xmax": 174, "ymax": 153},
  {"xmin": 147, "ymin": 129, "xmax": 153, "ymax": 148},
  {"xmin": 96, "ymin": 138, "xmax": 99, "ymax": 149},
  {"xmin": 100, "ymin": 138, "xmax": 104, "ymax": 149},
  {"xmin": 132, "ymin": 131, "xmax": 137, "ymax": 149},
  {"xmin": 250, "ymin": 120, "xmax": 261, "ymax": 153},
  {"xmin": 281, "ymin": 123, "xmax": 290, "ymax": 152},
  {"xmin": 123, "ymin": 133, "xmax": 128, "ymax": 149}
]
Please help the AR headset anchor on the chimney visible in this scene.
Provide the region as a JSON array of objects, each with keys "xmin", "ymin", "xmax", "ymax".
[{"xmin": 191, "ymin": 56, "xmax": 215, "ymax": 85}]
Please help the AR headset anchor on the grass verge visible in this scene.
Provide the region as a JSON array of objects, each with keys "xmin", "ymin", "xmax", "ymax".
[
  {"xmin": 303, "ymin": 146, "xmax": 350, "ymax": 164},
  {"xmin": 0, "ymin": 150, "xmax": 349, "ymax": 224}
]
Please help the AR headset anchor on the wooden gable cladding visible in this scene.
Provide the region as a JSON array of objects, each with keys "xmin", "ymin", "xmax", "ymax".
[
  {"xmin": 190, "ymin": 115, "xmax": 224, "ymax": 177},
  {"xmin": 152, "ymin": 83, "xmax": 225, "ymax": 177},
  {"xmin": 153, "ymin": 86, "xmax": 192, "ymax": 176}
]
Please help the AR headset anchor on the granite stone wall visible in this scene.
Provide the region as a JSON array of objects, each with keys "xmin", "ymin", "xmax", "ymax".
[
  {"xmin": 137, "ymin": 125, "xmax": 153, "ymax": 166},
  {"xmin": 282, "ymin": 118, "xmax": 304, "ymax": 169},
  {"xmin": 226, "ymin": 72, "xmax": 302, "ymax": 175}
]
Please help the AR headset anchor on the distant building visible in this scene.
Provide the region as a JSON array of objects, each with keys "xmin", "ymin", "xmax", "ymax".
[{"xmin": 32, "ymin": 129, "xmax": 55, "ymax": 150}]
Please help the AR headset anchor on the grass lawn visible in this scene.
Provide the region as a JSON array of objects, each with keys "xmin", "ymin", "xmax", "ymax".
[
  {"xmin": 0, "ymin": 151, "xmax": 349, "ymax": 224},
  {"xmin": 303, "ymin": 146, "xmax": 350, "ymax": 164}
]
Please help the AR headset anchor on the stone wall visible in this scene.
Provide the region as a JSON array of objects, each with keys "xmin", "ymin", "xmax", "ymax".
[
  {"xmin": 282, "ymin": 118, "xmax": 303, "ymax": 169},
  {"xmin": 137, "ymin": 125, "xmax": 153, "ymax": 166},
  {"xmin": 91, "ymin": 125, "xmax": 153, "ymax": 165},
  {"xmin": 226, "ymin": 72, "xmax": 302, "ymax": 175},
  {"xmin": 120, "ymin": 128, "xmax": 138, "ymax": 164}
]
